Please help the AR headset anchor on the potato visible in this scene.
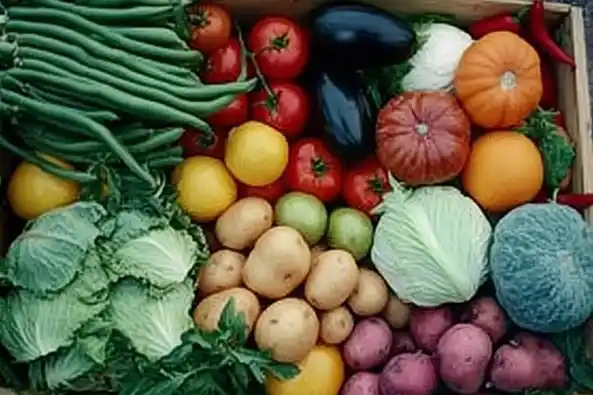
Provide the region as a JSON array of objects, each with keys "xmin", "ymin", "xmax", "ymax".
[
  {"xmin": 304, "ymin": 250, "xmax": 359, "ymax": 310},
  {"xmin": 215, "ymin": 197, "xmax": 273, "ymax": 250},
  {"xmin": 343, "ymin": 317, "xmax": 392, "ymax": 370},
  {"xmin": 461, "ymin": 296, "xmax": 508, "ymax": 343},
  {"xmin": 242, "ymin": 226, "xmax": 311, "ymax": 299},
  {"xmin": 341, "ymin": 372, "xmax": 380, "ymax": 395},
  {"xmin": 382, "ymin": 294, "xmax": 411, "ymax": 329},
  {"xmin": 193, "ymin": 287, "xmax": 261, "ymax": 334},
  {"xmin": 320, "ymin": 306, "xmax": 354, "ymax": 345},
  {"xmin": 198, "ymin": 250, "xmax": 245, "ymax": 296},
  {"xmin": 348, "ymin": 268, "xmax": 389, "ymax": 316},
  {"xmin": 489, "ymin": 344, "xmax": 541, "ymax": 392},
  {"xmin": 379, "ymin": 352, "xmax": 438, "ymax": 395},
  {"xmin": 391, "ymin": 330, "xmax": 417, "ymax": 358},
  {"xmin": 436, "ymin": 324, "xmax": 493, "ymax": 394},
  {"xmin": 513, "ymin": 332, "xmax": 566, "ymax": 388},
  {"xmin": 254, "ymin": 298, "xmax": 319, "ymax": 363},
  {"xmin": 310, "ymin": 243, "xmax": 327, "ymax": 268},
  {"xmin": 409, "ymin": 306, "xmax": 455, "ymax": 352}
]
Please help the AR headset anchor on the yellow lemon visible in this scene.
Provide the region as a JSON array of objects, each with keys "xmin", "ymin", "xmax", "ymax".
[
  {"xmin": 7, "ymin": 155, "xmax": 80, "ymax": 220},
  {"xmin": 175, "ymin": 156, "xmax": 237, "ymax": 222},
  {"xmin": 225, "ymin": 121, "xmax": 289, "ymax": 186}
]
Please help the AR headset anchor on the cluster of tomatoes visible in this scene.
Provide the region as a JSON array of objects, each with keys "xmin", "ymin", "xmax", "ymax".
[{"xmin": 181, "ymin": 3, "xmax": 391, "ymax": 217}]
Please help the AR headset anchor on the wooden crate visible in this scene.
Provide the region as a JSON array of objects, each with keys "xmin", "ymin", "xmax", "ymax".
[{"xmin": 216, "ymin": 0, "xmax": 593, "ymax": 225}]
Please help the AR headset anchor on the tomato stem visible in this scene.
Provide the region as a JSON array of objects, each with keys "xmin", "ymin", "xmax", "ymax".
[
  {"xmin": 367, "ymin": 177, "xmax": 385, "ymax": 194},
  {"xmin": 270, "ymin": 33, "xmax": 289, "ymax": 50},
  {"xmin": 188, "ymin": 12, "xmax": 209, "ymax": 27},
  {"xmin": 248, "ymin": 52, "xmax": 277, "ymax": 103},
  {"xmin": 310, "ymin": 157, "xmax": 327, "ymax": 177}
]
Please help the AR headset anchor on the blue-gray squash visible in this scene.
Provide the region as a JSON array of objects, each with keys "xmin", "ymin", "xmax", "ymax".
[{"xmin": 490, "ymin": 203, "xmax": 593, "ymax": 333}]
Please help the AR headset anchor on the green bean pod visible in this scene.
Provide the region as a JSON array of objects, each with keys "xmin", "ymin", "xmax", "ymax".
[{"xmin": 8, "ymin": 6, "xmax": 201, "ymax": 67}]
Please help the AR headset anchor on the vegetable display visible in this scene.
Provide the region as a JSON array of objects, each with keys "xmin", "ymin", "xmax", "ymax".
[{"xmin": 1, "ymin": 1, "xmax": 593, "ymax": 395}]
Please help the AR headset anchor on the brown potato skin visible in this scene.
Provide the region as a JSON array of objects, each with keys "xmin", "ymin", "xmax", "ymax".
[
  {"xmin": 242, "ymin": 226, "xmax": 311, "ymax": 299},
  {"xmin": 254, "ymin": 298, "xmax": 319, "ymax": 363},
  {"xmin": 305, "ymin": 250, "xmax": 359, "ymax": 310},
  {"xmin": 215, "ymin": 197, "xmax": 273, "ymax": 250},
  {"xmin": 348, "ymin": 268, "xmax": 389, "ymax": 317},
  {"xmin": 382, "ymin": 294, "xmax": 411, "ymax": 329},
  {"xmin": 193, "ymin": 287, "xmax": 261, "ymax": 335},
  {"xmin": 320, "ymin": 306, "xmax": 354, "ymax": 345},
  {"xmin": 198, "ymin": 249, "xmax": 246, "ymax": 296}
]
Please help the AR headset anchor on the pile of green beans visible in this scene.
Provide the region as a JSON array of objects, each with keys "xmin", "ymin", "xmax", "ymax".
[{"xmin": 0, "ymin": 0, "xmax": 256, "ymax": 187}]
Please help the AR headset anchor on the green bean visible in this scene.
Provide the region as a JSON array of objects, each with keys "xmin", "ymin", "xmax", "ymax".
[
  {"xmin": 22, "ymin": 0, "xmax": 175, "ymax": 26},
  {"xmin": 26, "ymin": 86, "xmax": 119, "ymax": 123},
  {"xmin": 19, "ymin": 35, "xmax": 257, "ymax": 100},
  {"xmin": 8, "ymin": 20, "xmax": 198, "ymax": 87},
  {"xmin": 137, "ymin": 146, "xmax": 183, "ymax": 161},
  {"xmin": 8, "ymin": 6, "xmax": 202, "ymax": 67},
  {"xmin": 20, "ymin": 56, "xmax": 249, "ymax": 119},
  {"xmin": 1, "ymin": 85, "xmax": 156, "ymax": 186},
  {"xmin": 76, "ymin": 0, "xmax": 179, "ymax": 6},
  {"xmin": 7, "ymin": 67, "xmax": 212, "ymax": 133},
  {"xmin": 111, "ymin": 26, "xmax": 188, "ymax": 48},
  {"xmin": 0, "ymin": 133, "xmax": 98, "ymax": 182},
  {"xmin": 146, "ymin": 156, "xmax": 183, "ymax": 168},
  {"xmin": 126, "ymin": 128, "xmax": 184, "ymax": 153}
]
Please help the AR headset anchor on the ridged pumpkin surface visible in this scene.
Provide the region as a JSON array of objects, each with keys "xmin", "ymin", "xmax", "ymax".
[
  {"xmin": 454, "ymin": 31, "xmax": 542, "ymax": 129},
  {"xmin": 490, "ymin": 203, "xmax": 593, "ymax": 333}
]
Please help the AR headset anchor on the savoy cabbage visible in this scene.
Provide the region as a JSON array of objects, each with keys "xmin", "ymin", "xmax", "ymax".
[{"xmin": 0, "ymin": 199, "xmax": 209, "ymax": 391}]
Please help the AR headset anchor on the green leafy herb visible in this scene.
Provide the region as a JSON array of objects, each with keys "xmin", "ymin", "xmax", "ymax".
[
  {"xmin": 517, "ymin": 108, "xmax": 575, "ymax": 190},
  {"xmin": 119, "ymin": 298, "xmax": 300, "ymax": 395}
]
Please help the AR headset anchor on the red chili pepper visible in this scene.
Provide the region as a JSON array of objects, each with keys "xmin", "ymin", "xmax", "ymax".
[
  {"xmin": 533, "ymin": 192, "xmax": 593, "ymax": 209},
  {"xmin": 555, "ymin": 194, "xmax": 593, "ymax": 209},
  {"xmin": 528, "ymin": 0, "xmax": 576, "ymax": 68},
  {"xmin": 469, "ymin": 12, "xmax": 521, "ymax": 39}
]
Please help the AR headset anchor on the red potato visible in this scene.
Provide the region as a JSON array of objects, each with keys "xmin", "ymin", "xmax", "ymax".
[
  {"xmin": 461, "ymin": 297, "xmax": 508, "ymax": 343},
  {"xmin": 409, "ymin": 306, "xmax": 455, "ymax": 352},
  {"xmin": 513, "ymin": 332, "xmax": 566, "ymax": 388},
  {"xmin": 488, "ymin": 344, "xmax": 541, "ymax": 392},
  {"xmin": 436, "ymin": 324, "xmax": 493, "ymax": 394},
  {"xmin": 379, "ymin": 352, "xmax": 438, "ymax": 395},
  {"xmin": 343, "ymin": 318, "xmax": 392, "ymax": 371},
  {"xmin": 390, "ymin": 330, "xmax": 417, "ymax": 358},
  {"xmin": 341, "ymin": 372, "xmax": 380, "ymax": 395}
]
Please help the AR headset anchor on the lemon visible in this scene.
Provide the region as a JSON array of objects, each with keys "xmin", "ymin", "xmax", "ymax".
[
  {"xmin": 7, "ymin": 155, "xmax": 80, "ymax": 220},
  {"xmin": 175, "ymin": 156, "xmax": 237, "ymax": 222},
  {"xmin": 225, "ymin": 121, "xmax": 289, "ymax": 187}
]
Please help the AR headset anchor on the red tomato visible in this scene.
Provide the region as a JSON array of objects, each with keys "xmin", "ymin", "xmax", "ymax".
[
  {"xmin": 251, "ymin": 81, "xmax": 310, "ymax": 139},
  {"xmin": 240, "ymin": 177, "xmax": 286, "ymax": 203},
  {"xmin": 285, "ymin": 138, "xmax": 342, "ymax": 203},
  {"xmin": 200, "ymin": 38, "xmax": 242, "ymax": 84},
  {"xmin": 247, "ymin": 16, "xmax": 309, "ymax": 80},
  {"xmin": 342, "ymin": 157, "xmax": 390, "ymax": 215},
  {"xmin": 188, "ymin": 3, "xmax": 232, "ymax": 54},
  {"xmin": 180, "ymin": 128, "xmax": 227, "ymax": 159},
  {"xmin": 207, "ymin": 94, "xmax": 249, "ymax": 127}
]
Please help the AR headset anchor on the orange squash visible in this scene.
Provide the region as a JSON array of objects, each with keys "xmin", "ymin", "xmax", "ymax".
[
  {"xmin": 454, "ymin": 31, "xmax": 543, "ymax": 129},
  {"xmin": 461, "ymin": 131, "xmax": 544, "ymax": 213}
]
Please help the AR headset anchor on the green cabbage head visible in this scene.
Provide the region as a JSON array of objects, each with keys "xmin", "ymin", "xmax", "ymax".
[{"xmin": 371, "ymin": 175, "xmax": 492, "ymax": 306}]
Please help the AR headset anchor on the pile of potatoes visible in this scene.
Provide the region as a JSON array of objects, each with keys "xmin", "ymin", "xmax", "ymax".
[
  {"xmin": 192, "ymin": 196, "xmax": 406, "ymax": 364},
  {"xmin": 341, "ymin": 296, "xmax": 568, "ymax": 395}
]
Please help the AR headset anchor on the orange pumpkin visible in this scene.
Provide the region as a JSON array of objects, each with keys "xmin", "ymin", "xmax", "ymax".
[{"xmin": 454, "ymin": 31, "xmax": 543, "ymax": 129}]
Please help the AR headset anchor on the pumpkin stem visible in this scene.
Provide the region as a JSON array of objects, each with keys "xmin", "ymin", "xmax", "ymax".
[
  {"xmin": 500, "ymin": 71, "xmax": 517, "ymax": 91},
  {"xmin": 415, "ymin": 124, "xmax": 429, "ymax": 135}
]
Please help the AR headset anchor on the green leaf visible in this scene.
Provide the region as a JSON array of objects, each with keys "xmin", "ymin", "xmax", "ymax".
[
  {"xmin": 0, "ymin": 268, "xmax": 109, "ymax": 362},
  {"xmin": 109, "ymin": 278, "xmax": 194, "ymax": 361},
  {"xmin": 28, "ymin": 343, "xmax": 96, "ymax": 390},
  {"xmin": 4, "ymin": 201, "xmax": 107, "ymax": 294},
  {"xmin": 120, "ymin": 371, "xmax": 191, "ymax": 395}
]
